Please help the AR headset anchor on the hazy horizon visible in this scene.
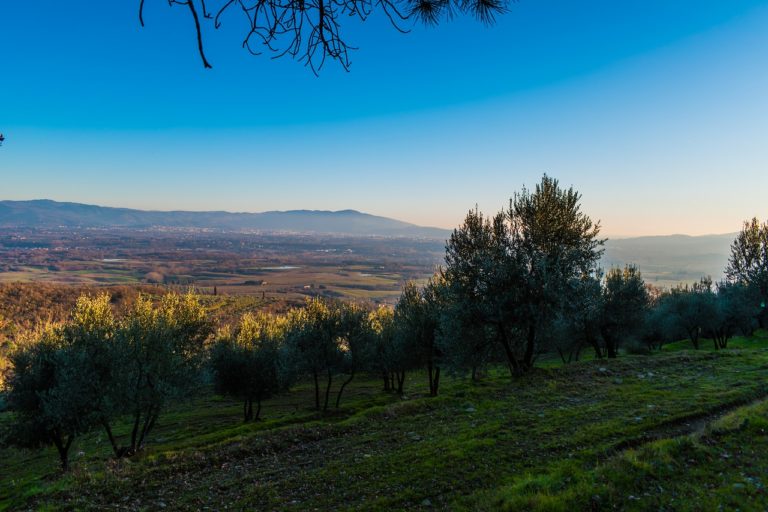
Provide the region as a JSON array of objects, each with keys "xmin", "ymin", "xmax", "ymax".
[{"xmin": 0, "ymin": 197, "xmax": 747, "ymax": 239}]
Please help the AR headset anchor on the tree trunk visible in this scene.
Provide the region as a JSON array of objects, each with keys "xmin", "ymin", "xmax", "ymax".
[
  {"xmin": 556, "ymin": 347, "xmax": 567, "ymax": 365},
  {"xmin": 323, "ymin": 371, "xmax": 333, "ymax": 411},
  {"xmin": 523, "ymin": 324, "xmax": 536, "ymax": 369},
  {"xmin": 432, "ymin": 366, "xmax": 441, "ymax": 396},
  {"xmin": 396, "ymin": 371, "xmax": 405, "ymax": 395},
  {"xmin": 574, "ymin": 340, "xmax": 583, "ymax": 361},
  {"xmin": 254, "ymin": 398, "xmax": 262, "ymax": 421},
  {"xmin": 313, "ymin": 370, "xmax": 320, "ymax": 410},
  {"xmin": 497, "ymin": 324, "xmax": 521, "ymax": 377},
  {"xmin": 382, "ymin": 371, "xmax": 390, "ymax": 392},
  {"xmin": 427, "ymin": 361, "xmax": 435, "ymax": 396},
  {"xmin": 51, "ymin": 433, "xmax": 73, "ymax": 471},
  {"xmin": 590, "ymin": 338, "xmax": 604, "ymax": 359},
  {"xmin": 336, "ymin": 371, "xmax": 354, "ymax": 408},
  {"xmin": 101, "ymin": 419, "xmax": 120, "ymax": 458},
  {"xmin": 129, "ymin": 410, "xmax": 142, "ymax": 454},
  {"xmin": 244, "ymin": 397, "xmax": 254, "ymax": 422},
  {"xmin": 137, "ymin": 406, "xmax": 159, "ymax": 449},
  {"xmin": 687, "ymin": 328, "xmax": 700, "ymax": 350}
]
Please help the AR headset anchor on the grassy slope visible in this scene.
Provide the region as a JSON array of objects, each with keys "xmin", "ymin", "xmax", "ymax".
[{"xmin": 2, "ymin": 338, "xmax": 768, "ymax": 511}]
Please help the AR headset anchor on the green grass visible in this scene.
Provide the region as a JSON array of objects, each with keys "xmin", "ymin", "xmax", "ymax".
[
  {"xmin": 3, "ymin": 341, "xmax": 768, "ymax": 510},
  {"xmin": 662, "ymin": 328, "xmax": 768, "ymax": 352},
  {"xmin": 486, "ymin": 397, "xmax": 768, "ymax": 511}
]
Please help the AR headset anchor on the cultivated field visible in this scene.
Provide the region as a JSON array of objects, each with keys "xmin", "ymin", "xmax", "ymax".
[{"xmin": 0, "ymin": 229, "xmax": 443, "ymax": 306}]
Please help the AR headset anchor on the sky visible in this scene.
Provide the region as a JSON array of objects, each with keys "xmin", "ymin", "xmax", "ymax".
[{"xmin": 1, "ymin": 0, "xmax": 767, "ymax": 237}]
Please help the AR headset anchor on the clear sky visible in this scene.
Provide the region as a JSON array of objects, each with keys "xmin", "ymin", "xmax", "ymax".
[{"xmin": 1, "ymin": 1, "xmax": 767, "ymax": 237}]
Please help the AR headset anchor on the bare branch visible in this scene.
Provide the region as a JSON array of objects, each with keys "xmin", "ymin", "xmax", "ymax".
[{"xmin": 140, "ymin": 0, "xmax": 511, "ymax": 72}]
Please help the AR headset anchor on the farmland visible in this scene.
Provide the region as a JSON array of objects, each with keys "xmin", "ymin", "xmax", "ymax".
[{"xmin": 0, "ymin": 228, "xmax": 444, "ymax": 306}]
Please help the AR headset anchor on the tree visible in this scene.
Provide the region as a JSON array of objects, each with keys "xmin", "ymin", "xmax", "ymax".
[
  {"xmin": 58, "ymin": 294, "xmax": 123, "ymax": 457},
  {"xmin": 439, "ymin": 207, "xmax": 505, "ymax": 377},
  {"xmin": 107, "ymin": 292, "xmax": 213, "ymax": 456},
  {"xmin": 726, "ymin": 218, "xmax": 768, "ymax": 327},
  {"xmin": 704, "ymin": 281, "xmax": 760, "ymax": 350},
  {"xmin": 509, "ymin": 176, "xmax": 604, "ymax": 370},
  {"xmin": 599, "ymin": 265, "xmax": 649, "ymax": 358},
  {"xmin": 368, "ymin": 305, "xmax": 408, "ymax": 394},
  {"xmin": 440, "ymin": 175, "xmax": 603, "ymax": 376},
  {"xmin": 5, "ymin": 294, "xmax": 121, "ymax": 470},
  {"xmin": 659, "ymin": 277, "xmax": 716, "ymax": 350},
  {"xmin": 394, "ymin": 278, "xmax": 444, "ymax": 396},
  {"xmin": 554, "ymin": 274, "xmax": 603, "ymax": 362},
  {"xmin": 284, "ymin": 297, "xmax": 345, "ymax": 411},
  {"xmin": 5, "ymin": 326, "xmax": 93, "ymax": 471},
  {"xmin": 140, "ymin": 0, "xmax": 511, "ymax": 72},
  {"xmin": 210, "ymin": 312, "xmax": 285, "ymax": 421},
  {"xmin": 333, "ymin": 302, "xmax": 375, "ymax": 408}
]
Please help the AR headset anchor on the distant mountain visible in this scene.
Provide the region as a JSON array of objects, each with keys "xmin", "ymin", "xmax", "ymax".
[
  {"xmin": 0, "ymin": 200, "xmax": 451, "ymax": 239},
  {"xmin": 603, "ymin": 233, "xmax": 735, "ymax": 288}
]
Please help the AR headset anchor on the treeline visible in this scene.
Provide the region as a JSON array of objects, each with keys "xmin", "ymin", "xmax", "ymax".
[{"xmin": 2, "ymin": 176, "xmax": 768, "ymax": 472}]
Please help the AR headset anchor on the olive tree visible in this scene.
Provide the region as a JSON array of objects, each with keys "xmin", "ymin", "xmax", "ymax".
[
  {"xmin": 394, "ymin": 278, "xmax": 444, "ymax": 396},
  {"xmin": 332, "ymin": 302, "xmax": 376, "ymax": 407},
  {"xmin": 704, "ymin": 281, "xmax": 761, "ymax": 350},
  {"xmin": 284, "ymin": 297, "xmax": 346, "ymax": 411},
  {"xmin": 659, "ymin": 278, "xmax": 716, "ymax": 350},
  {"xmin": 368, "ymin": 305, "xmax": 409, "ymax": 394},
  {"xmin": 107, "ymin": 292, "xmax": 213, "ymax": 455},
  {"xmin": 5, "ymin": 294, "xmax": 120, "ymax": 470},
  {"xmin": 726, "ymin": 217, "xmax": 768, "ymax": 327},
  {"xmin": 210, "ymin": 312, "xmax": 286, "ymax": 421},
  {"xmin": 440, "ymin": 175, "xmax": 603, "ymax": 375},
  {"xmin": 439, "ymin": 208, "xmax": 506, "ymax": 377},
  {"xmin": 598, "ymin": 265, "xmax": 649, "ymax": 358},
  {"xmin": 4, "ymin": 327, "xmax": 92, "ymax": 470},
  {"xmin": 553, "ymin": 274, "xmax": 603, "ymax": 362}
]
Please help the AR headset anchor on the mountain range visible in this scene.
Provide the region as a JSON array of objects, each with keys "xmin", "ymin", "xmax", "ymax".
[
  {"xmin": 0, "ymin": 200, "xmax": 450, "ymax": 238},
  {"xmin": 0, "ymin": 200, "xmax": 736, "ymax": 286}
]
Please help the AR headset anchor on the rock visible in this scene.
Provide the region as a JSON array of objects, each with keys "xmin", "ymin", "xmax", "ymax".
[
  {"xmin": 157, "ymin": 501, "xmax": 167, "ymax": 508},
  {"xmin": 613, "ymin": 378, "xmax": 623, "ymax": 384},
  {"xmin": 421, "ymin": 498, "xmax": 432, "ymax": 507},
  {"xmin": 599, "ymin": 367, "xmax": 608, "ymax": 373},
  {"xmin": 465, "ymin": 407, "xmax": 476, "ymax": 413},
  {"xmin": 732, "ymin": 483, "xmax": 746, "ymax": 490}
]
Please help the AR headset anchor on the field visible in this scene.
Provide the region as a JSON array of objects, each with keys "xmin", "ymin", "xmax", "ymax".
[
  {"xmin": 2, "ymin": 332, "xmax": 768, "ymax": 511},
  {"xmin": 0, "ymin": 228, "xmax": 443, "ymax": 306}
]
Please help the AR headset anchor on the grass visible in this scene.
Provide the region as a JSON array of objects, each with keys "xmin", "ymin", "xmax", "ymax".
[
  {"xmin": 486, "ymin": 397, "xmax": 768, "ymax": 511},
  {"xmin": 2, "ymin": 341, "xmax": 768, "ymax": 510}
]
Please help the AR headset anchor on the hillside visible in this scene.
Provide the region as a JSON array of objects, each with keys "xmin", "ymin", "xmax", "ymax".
[
  {"xmin": 603, "ymin": 233, "xmax": 734, "ymax": 287},
  {"xmin": 0, "ymin": 200, "xmax": 450, "ymax": 239},
  {"xmin": 2, "ymin": 340, "xmax": 768, "ymax": 510}
]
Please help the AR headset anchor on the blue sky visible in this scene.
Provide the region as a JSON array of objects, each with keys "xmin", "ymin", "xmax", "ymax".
[{"xmin": 1, "ymin": 0, "xmax": 767, "ymax": 236}]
